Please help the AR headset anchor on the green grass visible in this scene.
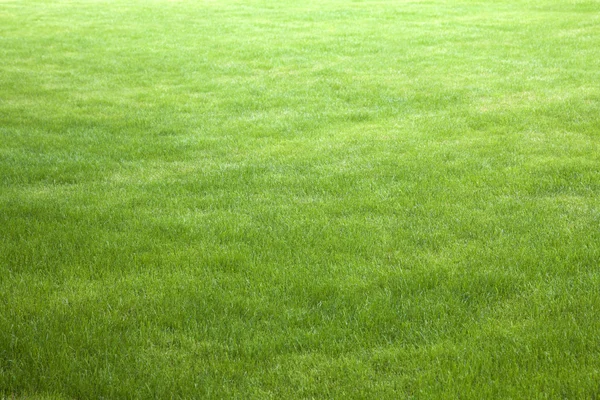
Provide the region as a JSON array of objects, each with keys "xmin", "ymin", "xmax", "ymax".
[{"xmin": 1, "ymin": 0, "xmax": 600, "ymax": 398}]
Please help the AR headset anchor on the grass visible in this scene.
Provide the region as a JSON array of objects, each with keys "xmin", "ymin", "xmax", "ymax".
[{"xmin": 1, "ymin": 0, "xmax": 600, "ymax": 398}]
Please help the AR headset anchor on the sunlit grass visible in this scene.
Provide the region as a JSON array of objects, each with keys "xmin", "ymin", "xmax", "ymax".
[{"xmin": 1, "ymin": 0, "xmax": 600, "ymax": 398}]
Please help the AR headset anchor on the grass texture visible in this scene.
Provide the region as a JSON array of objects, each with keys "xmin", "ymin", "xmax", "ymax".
[{"xmin": 1, "ymin": 0, "xmax": 600, "ymax": 398}]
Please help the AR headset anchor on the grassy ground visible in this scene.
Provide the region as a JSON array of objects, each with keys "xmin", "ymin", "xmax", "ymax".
[{"xmin": 1, "ymin": 0, "xmax": 600, "ymax": 398}]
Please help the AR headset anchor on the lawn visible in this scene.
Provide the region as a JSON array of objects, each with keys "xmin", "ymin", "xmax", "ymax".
[{"xmin": 1, "ymin": 0, "xmax": 599, "ymax": 398}]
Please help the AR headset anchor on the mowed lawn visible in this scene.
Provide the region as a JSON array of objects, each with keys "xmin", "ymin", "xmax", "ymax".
[{"xmin": 1, "ymin": 0, "xmax": 600, "ymax": 398}]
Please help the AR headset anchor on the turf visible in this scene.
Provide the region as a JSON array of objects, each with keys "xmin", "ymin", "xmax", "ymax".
[{"xmin": 1, "ymin": 0, "xmax": 600, "ymax": 398}]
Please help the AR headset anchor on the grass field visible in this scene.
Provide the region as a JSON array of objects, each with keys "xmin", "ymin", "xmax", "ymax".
[{"xmin": 1, "ymin": 0, "xmax": 600, "ymax": 398}]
